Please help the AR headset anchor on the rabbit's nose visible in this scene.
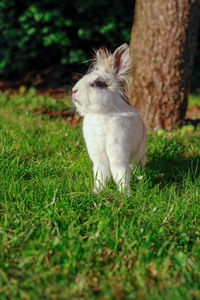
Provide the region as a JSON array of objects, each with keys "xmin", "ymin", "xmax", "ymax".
[{"xmin": 73, "ymin": 89, "xmax": 78, "ymax": 94}]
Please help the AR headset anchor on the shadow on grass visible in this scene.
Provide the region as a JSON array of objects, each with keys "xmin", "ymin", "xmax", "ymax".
[
  {"xmin": 146, "ymin": 155, "xmax": 200, "ymax": 186},
  {"xmin": 185, "ymin": 118, "xmax": 200, "ymax": 129}
]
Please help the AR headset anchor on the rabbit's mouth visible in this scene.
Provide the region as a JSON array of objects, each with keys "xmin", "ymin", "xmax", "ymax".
[{"xmin": 73, "ymin": 97, "xmax": 81, "ymax": 105}]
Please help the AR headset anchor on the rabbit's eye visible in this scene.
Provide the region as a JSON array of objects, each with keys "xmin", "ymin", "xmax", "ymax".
[{"xmin": 91, "ymin": 80, "xmax": 107, "ymax": 88}]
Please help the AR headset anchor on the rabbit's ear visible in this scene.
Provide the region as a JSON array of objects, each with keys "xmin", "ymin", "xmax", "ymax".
[{"xmin": 112, "ymin": 43, "xmax": 132, "ymax": 77}]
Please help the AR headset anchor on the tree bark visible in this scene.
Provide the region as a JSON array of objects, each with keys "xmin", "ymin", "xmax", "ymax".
[{"xmin": 129, "ymin": 0, "xmax": 200, "ymax": 129}]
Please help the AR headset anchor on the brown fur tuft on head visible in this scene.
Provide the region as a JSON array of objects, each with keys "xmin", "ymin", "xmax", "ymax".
[
  {"xmin": 92, "ymin": 44, "xmax": 132, "ymax": 104},
  {"xmin": 92, "ymin": 47, "xmax": 112, "ymax": 71},
  {"xmin": 92, "ymin": 44, "xmax": 132, "ymax": 76}
]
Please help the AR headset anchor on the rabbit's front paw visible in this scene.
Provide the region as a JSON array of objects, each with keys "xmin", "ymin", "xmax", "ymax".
[
  {"xmin": 93, "ymin": 179, "xmax": 104, "ymax": 194},
  {"xmin": 93, "ymin": 163, "xmax": 111, "ymax": 193}
]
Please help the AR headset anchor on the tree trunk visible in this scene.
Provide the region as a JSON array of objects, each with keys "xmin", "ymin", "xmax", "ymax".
[{"xmin": 129, "ymin": 0, "xmax": 200, "ymax": 129}]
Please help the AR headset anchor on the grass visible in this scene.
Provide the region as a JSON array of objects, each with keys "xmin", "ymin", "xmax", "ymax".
[
  {"xmin": 0, "ymin": 90, "xmax": 200, "ymax": 300},
  {"xmin": 188, "ymin": 92, "xmax": 200, "ymax": 108}
]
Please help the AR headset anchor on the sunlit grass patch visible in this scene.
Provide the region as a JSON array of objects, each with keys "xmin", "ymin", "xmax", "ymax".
[
  {"xmin": 0, "ymin": 91, "xmax": 200, "ymax": 300},
  {"xmin": 188, "ymin": 93, "xmax": 200, "ymax": 108}
]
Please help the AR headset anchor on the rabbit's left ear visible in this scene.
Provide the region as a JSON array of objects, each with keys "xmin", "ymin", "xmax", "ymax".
[{"xmin": 112, "ymin": 43, "xmax": 132, "ymax": 77}]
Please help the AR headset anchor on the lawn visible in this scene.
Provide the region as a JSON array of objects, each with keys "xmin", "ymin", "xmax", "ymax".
[{"xmin": 0, "ymin": 90, "xmax": 200, "ymax": 300}]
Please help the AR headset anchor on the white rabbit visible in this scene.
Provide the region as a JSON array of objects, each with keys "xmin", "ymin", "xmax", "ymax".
[{"xmin": 72, "ymin": 43, "xmax": 147, "ymax": 193}]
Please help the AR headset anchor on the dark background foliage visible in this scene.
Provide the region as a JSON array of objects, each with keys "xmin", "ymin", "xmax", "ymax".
[{"xmin": 0, "ymin": 0, "xmax": 199, "ymax": 91}]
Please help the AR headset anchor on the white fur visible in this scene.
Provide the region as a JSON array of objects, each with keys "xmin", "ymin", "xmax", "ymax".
[{"xmin": 72, "ymin": 44, "xmax": 147, "ymax": 192}]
